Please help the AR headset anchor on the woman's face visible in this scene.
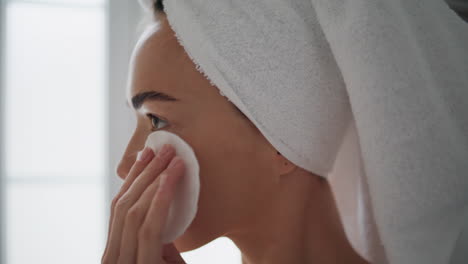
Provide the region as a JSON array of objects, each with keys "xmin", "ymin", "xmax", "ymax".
[{"xmin": 116, "ymin": 14, "xmax": 287, "ymax": 252}]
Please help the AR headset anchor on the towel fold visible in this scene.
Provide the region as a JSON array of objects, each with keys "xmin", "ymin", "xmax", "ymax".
[{"xmin": 141, "ymin": 0, "xmax": 468, "ymax": 263}]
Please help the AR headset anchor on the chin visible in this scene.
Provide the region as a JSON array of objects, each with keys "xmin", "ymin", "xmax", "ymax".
[
  {"xmin": 173, "ymin": 224, "xmax": 218, "ymax": 253},
  {"xmin": 173, "ymin": 233, "xmax": 206, "ymax": 253}
]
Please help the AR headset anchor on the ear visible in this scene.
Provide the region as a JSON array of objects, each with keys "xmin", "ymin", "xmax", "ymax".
[{"xmin": 275, "ymin": 151, "xmax": 297, "ymax": 176}]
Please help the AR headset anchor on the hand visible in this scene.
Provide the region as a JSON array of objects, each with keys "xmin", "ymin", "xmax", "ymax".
[{"xmin": 102, "ymin": 145, "xmax": 187, "ymax": 264}]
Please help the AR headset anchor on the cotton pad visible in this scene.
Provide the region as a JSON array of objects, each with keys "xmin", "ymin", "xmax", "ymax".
[{"xmin": 143, "ymin": 130, "xmax": 200, "ymax": 244}]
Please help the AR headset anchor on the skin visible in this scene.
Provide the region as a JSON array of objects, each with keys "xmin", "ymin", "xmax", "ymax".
[{"xmin": 113, "ymin": 12, "xmax": 370, "ymax": 264}]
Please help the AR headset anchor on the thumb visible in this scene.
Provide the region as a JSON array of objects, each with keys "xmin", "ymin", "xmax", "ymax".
[{"xmin": 162, "ymin": 243, "xmax": 186, "ymax": 264}]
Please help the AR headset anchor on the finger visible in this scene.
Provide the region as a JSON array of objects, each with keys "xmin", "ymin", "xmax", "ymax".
[
  {"xmin": 138, "ymin": 156, "xmax": 185, "ymax": 264},
  {"xmin": 102, "ymin": 147, "xmax": 155, "ymax": 261},
  {"xmin": 162, "ymin": 243, "xmax": 186, "ymax": 264},
  {"xmin": 118, "ymin": 152, "xmax": 178, "ymax": 264},
  {"xmin": 104, "ymin": 145, "xmax": 175, "ymax": 264}
]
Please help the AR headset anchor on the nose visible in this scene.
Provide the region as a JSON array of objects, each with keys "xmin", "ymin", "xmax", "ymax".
[
  {"xmin": 116, "ymin": 157, "xmax": 129, "ymax": 180},
  {"xmin": 116, "ymin": 151, "xmax": 137, "ymax": 180},
  {"xmin": 116, "ymin": 132, "xmax": 146, "ymax": 180}
]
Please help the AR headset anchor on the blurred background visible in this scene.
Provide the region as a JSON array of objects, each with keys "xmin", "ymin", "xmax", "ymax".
[{"xmin": 0, "ymin": 0, "xmax": 240, "ymax": 263}]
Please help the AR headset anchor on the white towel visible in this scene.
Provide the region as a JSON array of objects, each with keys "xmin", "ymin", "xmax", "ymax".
[{"xmin": 140, "ymin": 0, "xmax": 468, "ymax": 263}]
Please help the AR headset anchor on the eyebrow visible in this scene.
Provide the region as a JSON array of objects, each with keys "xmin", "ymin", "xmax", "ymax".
[{"xmin": 128, "ymin": 91, "xmax": 179, "ymax": 109}]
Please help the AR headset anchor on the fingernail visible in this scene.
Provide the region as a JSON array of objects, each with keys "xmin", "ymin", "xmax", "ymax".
[
  {"xmin": 137, "ymin": 147, "xmax": 153, "ymax": 162},
  {"xmin": 168, "ymin": 156, "xmax": 182, "ymax": 169}
]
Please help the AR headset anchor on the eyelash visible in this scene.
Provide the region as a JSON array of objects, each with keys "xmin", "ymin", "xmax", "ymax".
[{"xmin": 146, "ymin": 113, "xmax": 168, "ymax": 131}]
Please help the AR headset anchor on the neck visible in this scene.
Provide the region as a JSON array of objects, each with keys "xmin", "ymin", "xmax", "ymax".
[{"xmin": 226, "ymin": 171, "xmax": 369, "ymax": 264}]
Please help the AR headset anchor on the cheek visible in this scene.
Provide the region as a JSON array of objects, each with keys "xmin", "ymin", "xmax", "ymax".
[
  {"xmin": 194, "ymin": 129, "xmax": 272, "ymax": 226},
  {"xmin": 175, "ymin": 140, "xmax": 265, "ymax": 251},
  {"xmin": 173, "ymin": 111, "xmax": 274, "ymax": 249}
]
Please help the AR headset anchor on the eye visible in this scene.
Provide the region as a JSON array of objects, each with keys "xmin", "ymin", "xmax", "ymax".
[{"xmin": 146, "ymin": 113, "xmax": 168, "ymax": 130}]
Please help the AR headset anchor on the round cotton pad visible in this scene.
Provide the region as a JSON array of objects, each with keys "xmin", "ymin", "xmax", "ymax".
[{"xmin": 143, "ymin": 130, "xmax": 200, "ymax": 244}]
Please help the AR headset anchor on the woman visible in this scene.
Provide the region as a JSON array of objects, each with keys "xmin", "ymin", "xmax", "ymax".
[
  {"xmin": 100, "ymin": 5, "xmax": 368, "ymax": 264},
  {"xmin": 102, "ymin": 0, "xmax": 468, "ymax": 263}
]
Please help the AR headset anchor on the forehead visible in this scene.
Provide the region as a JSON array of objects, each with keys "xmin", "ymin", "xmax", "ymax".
[{"xmin": 126, "ymin": 18, "xmax": 191, "ymax": 106}]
